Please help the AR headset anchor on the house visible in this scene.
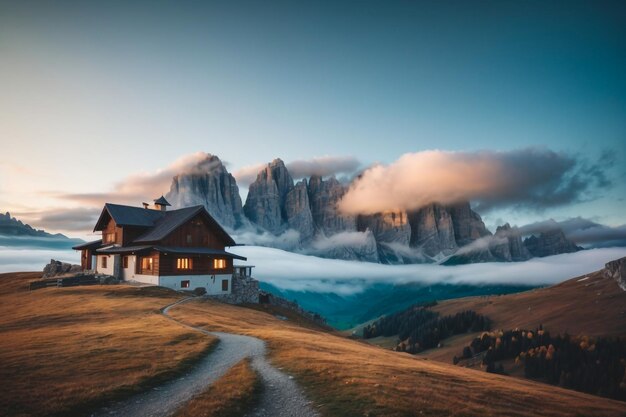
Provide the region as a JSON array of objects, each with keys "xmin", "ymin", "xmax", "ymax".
[{"xmin": 72, "ymin": 196, "xmax": 247, "ymax": 294}]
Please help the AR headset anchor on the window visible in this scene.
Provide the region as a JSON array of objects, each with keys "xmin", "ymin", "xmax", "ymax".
[
  {"xmin": 213, "ymin": 258, "xmax": 226, "ymax": 269},
  {"xmin": 177, "ymin": 258, "xmax": 193, "ymax": 270},
  {"xmin": 123, "ymin": 256, "xmax": 129, "ymax": 269},
  {"xmin": 104, "ymin": 232, "xmax": 116, "ymax": 243},
  {"xmin": 222, "ymin": 279, "xmax": 229, "ymax": 291},
  {"xmin": 101, "ymin": 256, "xmax": 107, "ymax": 268},
  {"xmin": 141, "ymin": 257, "xmax": 153, "ymax": 271},
  {"xmin": 186, "ymin": 234, "xmax": 192, "ymax": 244},
  {"xmin": 181, "ymin": 280, "xmax": 190, "ymax": 288}
]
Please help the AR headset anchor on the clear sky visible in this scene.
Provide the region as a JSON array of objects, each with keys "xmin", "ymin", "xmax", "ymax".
[{"xmin": 1, "ymin": 0, "xmax": 625, "ymax": 238}]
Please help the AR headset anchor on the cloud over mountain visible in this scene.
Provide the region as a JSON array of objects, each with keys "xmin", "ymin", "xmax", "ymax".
[
  {"xmin": 234, "ymin": 155, "xmax": 360, "ymax": 186},
  {"xmin": 338, "ymin": 148, "xmax": 613, "ymax": 215}
]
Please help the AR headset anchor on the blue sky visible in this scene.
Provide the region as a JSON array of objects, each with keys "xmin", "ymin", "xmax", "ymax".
[{"xmin": 0, "ymin": 0, "xmax": 624, "ymax": 236}]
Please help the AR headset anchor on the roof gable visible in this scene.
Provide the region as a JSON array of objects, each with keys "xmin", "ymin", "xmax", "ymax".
[
  {"xmin": 94, "ymin": 203, "xmax": 165, "ymax": 231},
  {"xmin": 93, "ymin": 203, "xmax": 236, "ymax": 246}
]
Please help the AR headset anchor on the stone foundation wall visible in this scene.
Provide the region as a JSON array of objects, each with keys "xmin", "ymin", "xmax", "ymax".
[
  {"xmin": 604, "ymin": 257, "xmax": 626, "ymax": 291},
  {"xmin": 210, "ymin": 274, "xmax": 260, "ymax": 304}
]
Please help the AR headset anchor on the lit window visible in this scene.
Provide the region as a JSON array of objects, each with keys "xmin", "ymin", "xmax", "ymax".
[
  {"xmin": 101, "ymin": 256, "xmax": 107, "ymax": 268},
  {"xmin": 181, "ymin": 280, "xmax": 190, "ymax": 288},
  {"xmin": 104, "ymin": 232, "xmax": 116, "ymax": 243},
  {"xmin": 213, "ymin": 258, "xmax": 226, "ymax": 269},
  {"xmin": 141, "ymin": 257, "xmax": 153, "ymax": 271},
  {"xmin": 177, "ymin": 258, "xmax": 193, "ymax": 270}
]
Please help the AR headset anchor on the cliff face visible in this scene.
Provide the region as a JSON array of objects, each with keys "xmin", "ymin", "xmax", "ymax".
[
  {"xmin": 447, "ymin": 202, "xmax": 492, "ymax": 246},
  {"xmin": 166, "ymin": 154, "xmax": 245, "ymax": 229},
  {"xmin": 164, "ymin": 153, "xmax": 586, "ymax": 264},
  {"xmin": 493, "ymin": 223, "xmax": 532, "ymax": 262},
  {"xmin": 285, "ymin": 179, "xmax": 315, "ymax": 242},
  {"xmin": 524, "ymin": 229, "xmax": 581, "ymax": 257},
  {"xmin": 408, "ymin": 204, "xmax": 457, "ymax": 258},
  {"xmin": 243, "ymin": 159, "xmax": 293, "ymax": 234},
  {"xmin": 308, "ymin": 175, "xmax": 356, "ymax": 235}
]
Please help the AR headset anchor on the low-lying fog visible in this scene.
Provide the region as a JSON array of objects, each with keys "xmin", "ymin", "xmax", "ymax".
[{"xmin": 1, "ymin": 246, "xmax": 624, "ymax": 296}]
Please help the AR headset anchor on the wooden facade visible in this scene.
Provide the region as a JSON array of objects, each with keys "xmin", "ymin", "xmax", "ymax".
[
  {"xmin": 157, "ymin": 213, "xmax": 228, "ymax": 249},
  {"xmin": 77, "ymin": 201, "xmax": 245, "ymax": 286}
]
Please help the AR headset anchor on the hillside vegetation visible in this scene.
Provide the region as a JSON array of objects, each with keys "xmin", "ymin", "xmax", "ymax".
[
  {"xmin": 0, "ymin": 272, "xmax": 215, "ymax": 416},
  {"xmin": 1, "ymin": 271, "xmax": 625, "ymax": 416},
  {"xmin": 170, "ymin": 298, "xmax": 626, "ymax": 416}
]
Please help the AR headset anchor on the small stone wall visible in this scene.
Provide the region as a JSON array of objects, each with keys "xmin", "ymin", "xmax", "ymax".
[{"xmin": 210, "ymin": 274, "xmax": 260, "ymax": 304}]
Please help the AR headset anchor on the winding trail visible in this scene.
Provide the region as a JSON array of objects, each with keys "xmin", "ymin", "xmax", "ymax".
[{"xmin": 91, "ymin": 298, "xmax": 319, "ymax": 417}]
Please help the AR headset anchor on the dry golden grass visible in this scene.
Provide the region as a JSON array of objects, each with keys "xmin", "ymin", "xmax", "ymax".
[
  {"xmin": 432, "ymin": 269, "xmax": 626, "ymax": 337},
  {"xmin": 0, "ymin": 272, "xmax": 216, "ymax": 417},
  {"xmin": 173, "ymin": 359, "xmax": 261, "ymax": 417},
  {"xmin": 169, "ymin": 298, "xmax": 626, "ymax": 417}
]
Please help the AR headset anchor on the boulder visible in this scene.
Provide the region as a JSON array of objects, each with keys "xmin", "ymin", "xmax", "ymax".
[{"xmin": 42, "ymin": 259, "xmax": 82, "ymax": 278}]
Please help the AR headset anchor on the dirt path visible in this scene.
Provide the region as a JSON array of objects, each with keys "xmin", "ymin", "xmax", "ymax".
[{"xmin": 91, "ymin": 298, "xmax": 319, "ymax": 417}]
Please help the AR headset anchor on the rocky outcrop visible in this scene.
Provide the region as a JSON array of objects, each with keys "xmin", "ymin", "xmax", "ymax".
[
  {"xmin": 166, "ymin": 154, "xmax": 244, "ymax": 229},
  {"xmin": 356, "ymin": 211, "xmax": 411, "ymax": 246},
  {"xmin": 42, "ymin": 259, "xmax": 82, "ymax": 278},
  {"xmin": 408, "ymin": 204, "xmax": 457, "ymax": 258},
  {"xmin": 285, "ymin": 179, "xmax": 315, "ymax": 242},
  {"xmin": 243, "ymin": 159, "xmax": 294, "ymax": 235},
  {"xmin": 447, "ymin": 202, "xmax": 492, "ymax": 246},
  {"xmin": 493, "ymin": 223, "xmax": 531, "ymax": 262},
  {"xmin": 524, "ymin": 228, "xmax": 581, "ymax": 257},
  {"xmin": 604, "ymin": 257, "xmax": 626, "ymax": 291},
  {"xmin": 308, "ymin": 175, "xmax": 356, "ymax": 235}
]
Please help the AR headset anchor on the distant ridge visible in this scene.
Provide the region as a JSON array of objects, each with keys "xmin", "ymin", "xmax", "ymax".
[{"xmin": 0, "ymin": 212, "xmax": 83, "ymax": 249}]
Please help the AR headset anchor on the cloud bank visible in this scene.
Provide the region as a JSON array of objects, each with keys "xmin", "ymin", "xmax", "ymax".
[
  {"xmin": 338, "ymin": 148, "xmax": 613, "ymax": 215},
  {"xmin": 520, "ymin": 217, "xmax": 626, "ymax": 248},
  {"xmin": 229, "ymin": 245, "xmax": 626, "ymax": 295},
  {"xmin": 234, "ymin": 155, "xmax": 361, "ymax": 186},
  {"xmin": 0, "ymin": 248, "xmax": 79, "ymax": 273},
  {"xmin": 57, "ymin": 152, "xmax": 211, "ymax": 207}
]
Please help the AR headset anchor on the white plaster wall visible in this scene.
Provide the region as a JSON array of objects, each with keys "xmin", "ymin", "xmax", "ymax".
[
  {"xmin": 131, "ymin": 274, "xmax": 160, "ymax": 285},
  {"xmin": 120, "ymin": 255, "xmax": 136, "ymax": 281},
  {"xmin": 96, "ymin": 255, "xmax": 115, "ymax": 276},
  {"xmin": 159, "ymin": 274, "xmax": 232, "ymax": 294}
]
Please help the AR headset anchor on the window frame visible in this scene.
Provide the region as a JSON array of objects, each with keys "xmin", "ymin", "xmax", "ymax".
[
  {"xmin": 123, "ymin": 256, "xmax": 129, "ymax": 269},
  {"xmin": 181, "ymin": 280, "xmax": 190, "ymax": 289},
  {"xmin": 213, "ymin": 258, "xmax": 227, "ymax": 270},
  {"xmin": 176, "ymin": 257, "xmax": 193, "ymax": 270},
  {"xmin": 101, "ymin": 256, "xmax": 107, "ymax": 269},
  {"xmin": 141, "ymin": 257, "xmax": 153, "ymax": 272},
  {"xmin": 221, "ymin": 279, "xmax": 229, "ymax": 291}
]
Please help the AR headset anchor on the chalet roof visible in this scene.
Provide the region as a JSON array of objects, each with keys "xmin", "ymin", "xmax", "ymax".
[
  {"xmin": 153, "ymin": 195, "xmax": 171, "ymax": 206},
  {"xmin": 94, "ymin": 203, "xmax": 165, "ymax": 230},
  {"xmin": 133, "ymin": 205, "xmax": 237, "ymax": 245},
  {"xmin": 92, "ymin": 203, "xmax": 237, "ymax": 247},
  {"xmin": 95, "ymin": 244, "xmax": 246, "ymax": 260},
  {"xmin": 72, "ymin": 239, "xmax": 103, "ymax": 250},
  {"xmin": 96, "ymin": 245, "xmax": 153, "ymax": 254},
  {"xmin": 152, "ymin": 246, "xmax": 247, "ymax": 260}
]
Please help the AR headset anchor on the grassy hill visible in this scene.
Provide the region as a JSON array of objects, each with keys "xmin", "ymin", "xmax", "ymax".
[{"xmin": 0, "ymin": 271, "xmax": 624, "ymax": 416}]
